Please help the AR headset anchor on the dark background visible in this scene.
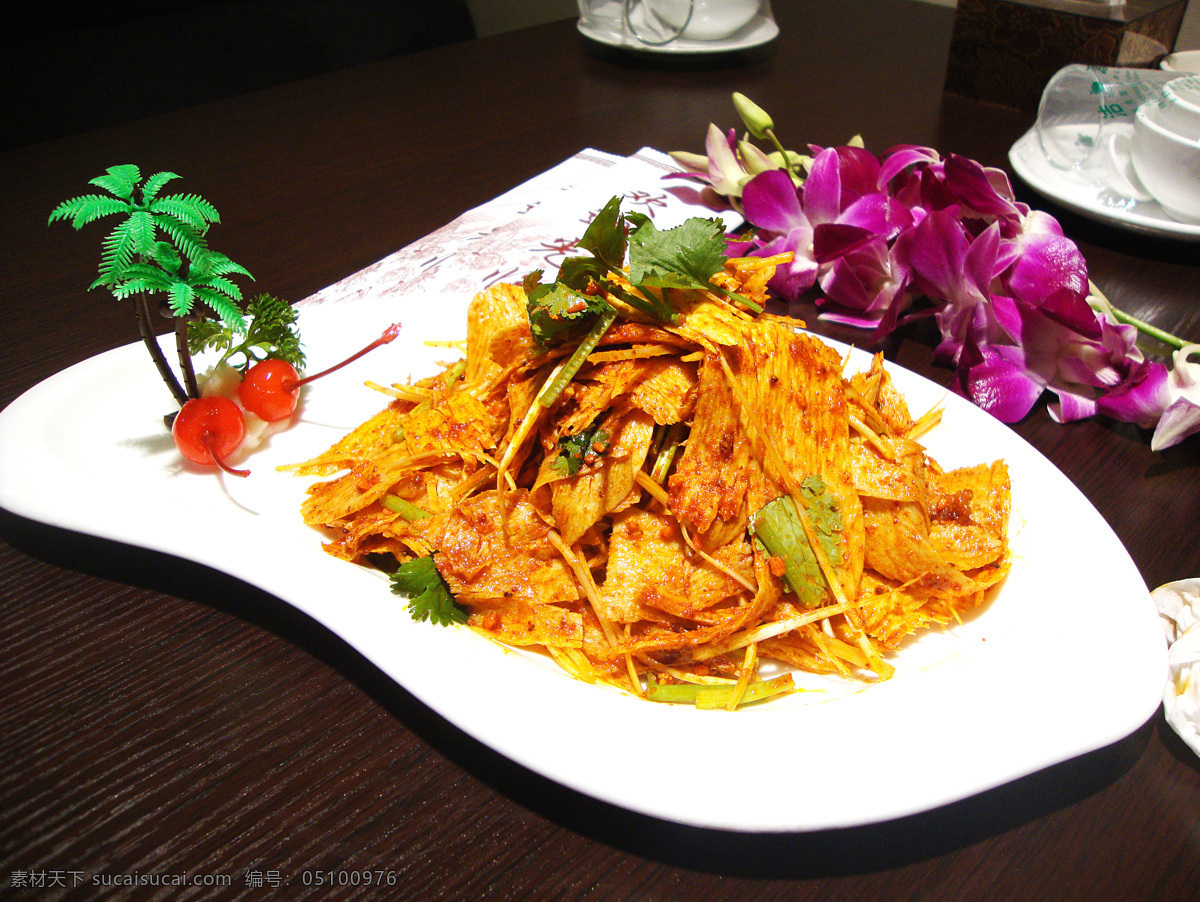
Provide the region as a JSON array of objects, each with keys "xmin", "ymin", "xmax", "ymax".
[{"xmin": 3, "ymin": 1, "xmax": 476, "ymax": 150}]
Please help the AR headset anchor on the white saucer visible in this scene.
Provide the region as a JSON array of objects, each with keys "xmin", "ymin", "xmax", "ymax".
[
  {"xmin": 1008, "ymin": 126, "xmax": 1200, "ymax": 241},
  {"xmin": 577, "ymin": 11, "xmax": 779, "ymax": 54},
  {"xmin": 1161, "ymin": 50, "xmax": 1200, "ymax": 75}
]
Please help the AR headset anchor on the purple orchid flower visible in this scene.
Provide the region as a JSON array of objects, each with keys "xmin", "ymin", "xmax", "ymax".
[
  {"xmin": 957, "ymin": 340, "xmax": 1047, "ymax": 422},
  {"xmin": 667, "ymin": 124, "xmax": 790, "ymax": 205},
  {"xmin": 739, "ymin": 147, "xmax": 919, "ymax": 313},
  {"xmin": 905, "ymin": 212, "xmax": 1010, "ymax": 366},
  {"xmin": 1152, "ymin": 345, "xmax": 1200, "ymax": 450},
  {"xmin": 816, "ymin": 231, "xmax": 914, "ymax": 328},
  {"xmin": 741, "ymin": 168, "xmax": 819, "ymax": 298},
  {"xmin": 961, "ymin": 289, "xmax": 1171, "ymax": 427},
  {"xmin": 672, "ymin": 110, "xmax": 1195, "ymax": 446},
  {"xmin": 1004, "ymin": 210, "xmax": 1090, "ymax": 309}
]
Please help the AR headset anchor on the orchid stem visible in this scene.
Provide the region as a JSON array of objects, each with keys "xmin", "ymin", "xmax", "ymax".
[
  {"xmin": 1109, "ymin": 308, "xmax": 1186, "ymax": 350},
  {"xmin": 1088, "ymin": 281, "xmax": 1187, "ymax": 351},
  {"xmin": 764, "ymin": 128, "xmax": 791, "ymax": 169}
]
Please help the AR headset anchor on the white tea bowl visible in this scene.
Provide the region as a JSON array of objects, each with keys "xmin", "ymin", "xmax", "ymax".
[{"xmin": 1131, "ymin": 103, "xmax": 1200, "ymax": 223}]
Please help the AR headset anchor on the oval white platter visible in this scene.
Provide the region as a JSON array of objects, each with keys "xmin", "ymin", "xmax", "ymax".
[{"xmin": 0, "ymin": 293, "xmax": 1167, "ymax": 833}]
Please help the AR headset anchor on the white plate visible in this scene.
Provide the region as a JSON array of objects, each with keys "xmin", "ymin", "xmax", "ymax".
[
  {"xmin": 577, "ymin": 9, "xmax": 778, "ymax": 54},
  {"xmin": 0, "ymin": 294, "xmax": 1167, "ymax": 832},
  {"xmin": 1008, "ymin": 126, "xmax": 1200, "ymax": 241}
]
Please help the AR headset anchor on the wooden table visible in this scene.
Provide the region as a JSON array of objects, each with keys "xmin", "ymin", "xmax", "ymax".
[{"xmin": 3, "ymin": 1, "xmax": 1199, "ymax": 898}]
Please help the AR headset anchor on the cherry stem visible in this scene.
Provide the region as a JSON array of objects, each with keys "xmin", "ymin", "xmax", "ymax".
[
  {"xmin": 202, "ymin": 433, "xmax": 250, "ymax": 478},
  {"xmin": 286, "ymin": 322, "xmax": 402, "ymax": 390}
]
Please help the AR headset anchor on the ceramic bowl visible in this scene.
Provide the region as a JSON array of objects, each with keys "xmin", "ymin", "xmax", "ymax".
[{"xmin": 1131, "ymin": 104, "xmax": 1200, "ymax": 223}]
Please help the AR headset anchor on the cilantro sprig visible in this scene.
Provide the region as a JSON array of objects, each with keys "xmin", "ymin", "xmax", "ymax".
[
  {"xmin": 524, "ymin": 195, "xmax": 759, "ymax": 351},
  {"xmin": 625, "ymin": 212, "xmax": 760, "ymax": 313},
  {"xmin": 523, "ymin": 273, "xmax": 615, "ymax": 347},
  {"xmin": 389, "ymin": 555, "xmax": 468, "ymax": 627},
  {"xmin": 521, "ymin": 197, "xmax": 759, "ymax": 413}
]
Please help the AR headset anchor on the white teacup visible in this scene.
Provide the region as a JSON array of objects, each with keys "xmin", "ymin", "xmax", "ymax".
[
  {"xmin": 1131, "ymin": 103, "xmax": 1200, "ymax": 223},
  {"xmin": 579, "ymin": 0, "xmax": 763, "ymax": 47},
  {"xmin": 643, "ymin": 0, "xmax": 760, "ymax": 42},
  {"xmin": 1152, "ymin": 77, "xmax": 1200, "ymax": 141}
]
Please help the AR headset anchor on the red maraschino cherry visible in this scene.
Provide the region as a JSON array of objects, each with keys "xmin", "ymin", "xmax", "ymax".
[
  {"xmin": 238, "ymin": 322, "xmax": 402, "ymax": 422},
  {"xmin": 236, "ymin": 357, "xmax": 298, "ymax": 422},
  {"xmin": 172, "ymin": 396, "xmax": 249, "ymax": 477}
]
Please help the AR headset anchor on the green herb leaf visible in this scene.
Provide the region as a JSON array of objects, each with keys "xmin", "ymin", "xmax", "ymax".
[
  {"xmin": 628, "ymin": 216, "xmax": 760, "ymax": 313},
  {"xmin": 389, "ymin": 555, "xmax": 467, "ymax": 627},
  {"xmin": 628, "ymin": 216, "xmax": 728, "ymax": 289},
  {"xmin": 575, "ymin": 195, "xmax": 628, "ymax": 271},
  {"xmin": 799, "ymin": 474, "xmax": 844, "ymax": 570},
  {"xmin": 550, "ymin": 418, "xmax": 611, "ymax": 476},
  {"xmin": 524, "ymin": 270, "xmax": 614, "ymax": 347}
]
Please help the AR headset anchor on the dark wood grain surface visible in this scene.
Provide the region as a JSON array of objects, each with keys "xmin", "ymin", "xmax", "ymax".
[{"xmin": 3, "ymin": 1, "xmax": 1199, "ymax": 899}]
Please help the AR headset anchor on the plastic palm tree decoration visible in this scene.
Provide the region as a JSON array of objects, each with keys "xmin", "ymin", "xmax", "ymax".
[{"xmin": 49, "ymin": 164, "xmax": 250, "ymax": 406}]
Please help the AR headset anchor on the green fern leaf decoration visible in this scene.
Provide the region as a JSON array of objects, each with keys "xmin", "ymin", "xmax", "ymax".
[
  {"xmin": 109, "ymin": 279, "xmax": 151, "ymax": 300},
  {"xmin": 149, "ymin": 240, "xmax": 182, "ymax": 272},
  {"xmin": 128, "ymin": 210, "xmax": 158, "ymax": 255},
  {"xmin": 157, "ymin": 218, "xmax": 209, "ymax": 260},
  {"xmin": 89, "ymin": 164, "xmax": 141, "ymax": 199},
  {"xmin": 140, "ymin": 171, "xmax": 180, "ymax": 203},
  {"xmin": 112, "ymin": 262, "xmax": 173, "ymax": 294},
  {"xmin": 110, "ymin": 265, "xmax": 171, "ymax": 298},
  {"xmin": 94, "ymin": 222, "xmax": 140, "ymax": 286},
  {"xmin": 152, "ymin": 196, "xmax": 218, "ymax": 231},
  {"xmin": 202, "ymin": 254, "xmax": 252, "ymax": 279},
  {"xmin": 48, "ymin": 195, "xmax": 124, "ymax": 229},
  {"xmin": 198, "ymin": 290, "xmax": 246, "ymax": 329},
  {"xmin": 163, "ymin": 193, "xmax": 220, "ymax": 223},
  {"xmin": 167, "ymin": 281, "xmax": 196, "ymax": 316},
  {"xmin": 202, "ymin": 276, "xmax": 243, "ymax": 300},
  {"xmin": 76, "ymin": 197, "xmax": 136, "ymax": 229}
]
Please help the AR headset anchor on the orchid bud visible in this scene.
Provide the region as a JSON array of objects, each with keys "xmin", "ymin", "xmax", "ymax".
[
  {"xmin": 732, "ymin": 92, "xmax": 774, "ymax": 140},
  {"xmin": 668, "ymin": 149, "xmax": 710, "ymax": 173},
  {"xmin": 737, "ymin": 139, "xmax": 773, "ymax": 175}
]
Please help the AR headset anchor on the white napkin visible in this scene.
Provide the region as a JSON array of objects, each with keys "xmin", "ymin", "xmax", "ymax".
[
  {"xmin": 1152, "ymin": 578, "xmax": 1200, "ymax": 757},
  {"xmin": 298, "ymin": 147, "xmax": 741, "ymax": 309}
]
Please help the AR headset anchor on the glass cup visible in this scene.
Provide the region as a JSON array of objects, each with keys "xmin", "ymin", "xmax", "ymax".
[{"xmin": 1035, "ymin": 65, "xmax": 1178, "ymax": 172}]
